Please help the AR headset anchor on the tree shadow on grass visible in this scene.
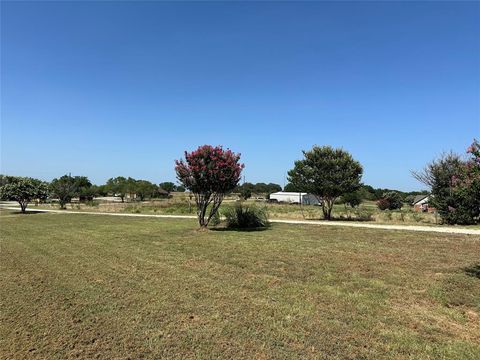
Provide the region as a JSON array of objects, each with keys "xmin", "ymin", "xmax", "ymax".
[
  {"xmin": 210, "ymin": 226, "xmax": 271, "ymax": 233},
  {"xmin": 7, "ymin": 210, "xmax": 45, "ymax": 215},
  {"xmin": 464, "ymin": 264, "xmax": 480, "ymax": 279}
]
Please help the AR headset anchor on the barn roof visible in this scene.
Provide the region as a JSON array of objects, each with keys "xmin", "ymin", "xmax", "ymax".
[{"xmin": 412, "ymin": 194, "xmax": 429, "ymax": 205}]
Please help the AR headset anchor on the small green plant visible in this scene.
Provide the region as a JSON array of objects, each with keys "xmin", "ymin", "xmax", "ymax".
[
  {"xmin": 210, "ymin": 211, "xmax": 221, "ymax": 227},
  {"xmin": 412, "ymin": 212, "xmax": 422, "ymax": 222},
  {"xmin": 85, "ymin": 200, "xmax": 99, "ymax": 207},
  {"xmin": 353, "ymin": 208, "xmax": 374, "ymax": 222},
  {"xmin": 384, "ymin": 211, "xmax": 393, "ymax": 221},
  {"xmin": 223, "ymin": 203, "xmax": 269, "ymax": 229}
]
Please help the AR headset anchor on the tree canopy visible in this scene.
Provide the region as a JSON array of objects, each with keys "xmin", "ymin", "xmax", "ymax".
[
  {"xmin": 175, "ymin": 145, "xmax": 244, "ymax": 228},
  {"xmin": 159, "ymin": 182, "xmax": 176, "ymax": 194},
  {"xmin": 0, "ymin": 176, "xmax": 48, "ymax": 213},
  {"xmin": 50, "ymin": 175, "xmax": 79, "ymax": 209},
  {"xmin": 288, "ymin": 145, "xmax": 363, "ymax": 220},
  {"xmin": 135, "ymin": 180, "xmax": 158, "ymax": 201},
  {"xmin": 105, "ymin": 176, "xmax": 129, "ymax": 202}
]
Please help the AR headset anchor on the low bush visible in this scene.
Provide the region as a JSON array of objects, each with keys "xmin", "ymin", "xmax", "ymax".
[
  {"xmin": 353, "ymin": 208, "xmax": 374, "ymax": 222},
  {"xmin": 377, "ymin": 198, "xmax": 390, "ymax": 210},
  {"xmin": 412, "ymin": 212, "xmax": 422, "ymax": 222},
  {"xmin": 223, "ymin": 203, "xmax": 269, "ymax": 229},
  {"xmin": 85, "ymin": 200, "xmax": 100, "ymax": 207},
  {"xmin": 377, "ymin": 191, "xmax": 403, "ymax": 210}
]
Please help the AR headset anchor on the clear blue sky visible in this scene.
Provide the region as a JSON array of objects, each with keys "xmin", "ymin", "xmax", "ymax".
[{"xmin": 1, "ymin": 1, "xmax": 479, "ymax": 191}]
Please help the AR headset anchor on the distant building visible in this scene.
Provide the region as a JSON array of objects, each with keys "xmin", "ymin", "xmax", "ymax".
[
  {"xmin": 413, "ymin": 195, "xmax": 435, "ymax": 212},
  {"xmin": 269, "ymin": 192, "xmax": 321, "ymax": 205}
]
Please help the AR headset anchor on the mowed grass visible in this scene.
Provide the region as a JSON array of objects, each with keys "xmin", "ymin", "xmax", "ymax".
[{"xmin": 1, "ymin": 211, "xmax": 479, "ymax": 359}]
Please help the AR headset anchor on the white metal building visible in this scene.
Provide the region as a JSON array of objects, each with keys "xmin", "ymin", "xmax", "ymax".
[{"xmin": 269, "ymin": 192, "xmax": 320, "ymax": 205}]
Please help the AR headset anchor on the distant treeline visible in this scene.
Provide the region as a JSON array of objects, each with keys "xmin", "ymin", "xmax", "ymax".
[
  {"xmin": 236, "ymin": 182, "xmax": 426, "ymax": 203},
  {"xmin": 0, "ymin": 174, "xmax": 426, "ymax": 205},
  {"xmin": 0, "ymin": 175, "xmax": 184, "ymax": 204}
]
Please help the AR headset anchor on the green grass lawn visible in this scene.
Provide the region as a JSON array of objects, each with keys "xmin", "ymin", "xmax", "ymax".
[{"xmin": 1, "ymin": 210, "xmax": 479, "ymax": 359}]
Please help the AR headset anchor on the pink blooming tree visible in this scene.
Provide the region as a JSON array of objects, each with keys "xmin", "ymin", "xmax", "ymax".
[
  {"xmin": 175, "ymin": 145, "xmax": 244, "ymax": 228},
  {"xmin": 451, "ymin": 139, "xmax": 480, "ymax": 224}
]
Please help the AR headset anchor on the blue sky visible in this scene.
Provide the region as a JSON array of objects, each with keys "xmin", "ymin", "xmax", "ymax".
[{"xmin": 1, "ymin": 1, "xmax": 479, "ymax": 191}]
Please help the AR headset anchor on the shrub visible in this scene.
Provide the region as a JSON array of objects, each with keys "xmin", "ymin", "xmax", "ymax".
[
  {"xmin": 341, "ymin": 191, "xmax": 363, "ymax": 208},
  {"xmin": 223, "ymin": 203, "xmax": 269, "ymax": 229},
  {"xmin": 412, "ymin": 212, "xmax": 422, "ymax": 222},
  {"xmin": 239, "ymin": 187, "xmax": 252, "ymax": 200},
  {"xmin": 377, "ymin": 198, "xmax": 390, "ymax": 210},
  {"xmin": 377, "ymin": 191, "xmax": 403, "ymax": 210},
  {"xmin": 210, "ymin": 211, "xmax": 221, "ymax": 227}
]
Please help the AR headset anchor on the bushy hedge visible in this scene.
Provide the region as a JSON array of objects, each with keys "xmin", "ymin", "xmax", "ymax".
[{"xmin": 223, "ymin": 203, "xmax": 269, "ymax": 229}]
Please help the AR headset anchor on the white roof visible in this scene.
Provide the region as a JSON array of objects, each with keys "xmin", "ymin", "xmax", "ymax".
[{"xmin": 271, "ymin": 192, "xmax": 308, "ymax": 196}]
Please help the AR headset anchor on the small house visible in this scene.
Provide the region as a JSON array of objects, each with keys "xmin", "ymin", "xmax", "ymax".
[{"xmin": 412, "ymin": 195, "xmax": 434, "ymax": 212}]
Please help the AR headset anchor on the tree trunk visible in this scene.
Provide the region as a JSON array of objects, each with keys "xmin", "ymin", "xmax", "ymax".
[
  {"xmin": 322, "ymin": 205, "xmax": 329, "ymax": 220},
  {"xmin": 195, "ymin": 193, "xmax": 210, "ymax": 228},
  {"xmin": 194, "ymin": 192, "xmax": 222, "ymax": 229},
  {"xmin": 19, "ymin": 201, "xmax": 27, "ymax": 213},
  {"xmin": 322, "ymin": 198, "xmax": 335, "ymax": 220}
]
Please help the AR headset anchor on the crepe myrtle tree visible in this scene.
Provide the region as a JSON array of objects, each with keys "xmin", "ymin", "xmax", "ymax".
[
  {"xmin": 175, "ymin": 145, "xmax": 244, "ymax": 228},
  {"xmin": 447, "ymin": 139, "xmax": 480, "ymax": 224},
  {"xmin": 0, "ymin": 176, "xmax": 48, "ymax": 213},
  {"xmin": 288, "ymin": 145, "xmax": 363, "ymax": 220}
]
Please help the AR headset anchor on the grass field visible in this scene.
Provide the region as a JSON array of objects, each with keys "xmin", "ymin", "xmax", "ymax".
[{"xmin": 1, "ymin": 210, "xmax": 479, "ymax": 359}]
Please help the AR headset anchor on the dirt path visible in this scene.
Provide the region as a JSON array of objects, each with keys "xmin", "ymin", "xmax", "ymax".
[{"xmin": 2, "ymin": 206, "xmax": 480, "ymax": 236}]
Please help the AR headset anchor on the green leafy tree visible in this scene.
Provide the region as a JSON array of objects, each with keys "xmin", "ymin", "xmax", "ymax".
[
  {"xmin": 412, "ymin": 152, "xmax": 465, "ymax": 224},
  {"xmin": 450, "ymin": 140, "xmax": 480, "ymax": 224},
  {"xmin": 95, "ymin": 184, "xmax": 109, "ymax": 197},
  {"xmin": 125, "ymin": 177, "xmax": 138, "ymax": 200},
  {"xmin": 341, "ymin": 191, "xmax": 363, "ymax": 208},
  {"xmin": 284, "ymin": 183, "xmax": 300, "ymax": 192},
  {"xmin": 0, "ymin": 175, "xmax": 19, "ymax": 187},
  {"xmin": 176, "ymin": 185, "xmax": 186, "ymax": 192},
  {"xmin": 135, "ymin": 180, "xmax": 158, "ymax": 201},
  {"xmin": 239, "ymin": 187, "xmax": 252, "ymax": 200},
  {"xmin": 75, "ymin": 176, "xmax": 93, "ymax": 202},
  {"xmin": 105, "ymin": 176, "xmax": 128, "ymax": 202},
  {"xmin": 50, "ymin": 175, "xmax": 79, "ymax": 209},
  {"xmin": 175, "ymin": 145, "xmax": 244, "ymax": 228},
  {"xmin": 253, "ymin": 183, "xmax": 269, "ymax": 195},
  {"xmin": 0, "ymin": 176, "xmax": 48, "ymax": 213},
  {"xmin": 288, "ymin": 145, "xmax": 363, "ymax": 220},
  {"xmin": 159, "ymin": 181, "xmax": 176, "ymax": 194},
  {"xmin": 266, "ymin": 183, "xmax": 282, "ymax": 194},
  {"xmin": 237, "ymin": 182, "xmax": 255, "ymax": 200}
]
